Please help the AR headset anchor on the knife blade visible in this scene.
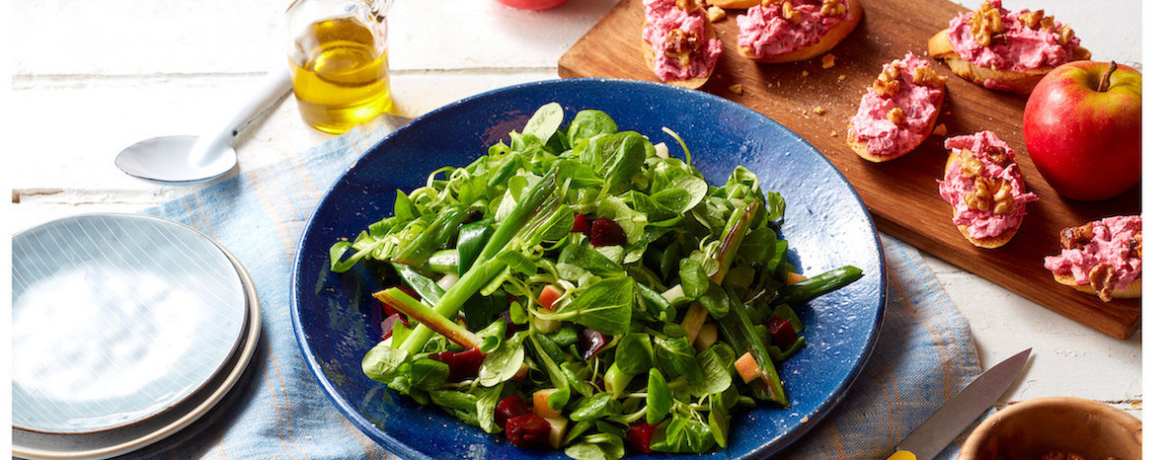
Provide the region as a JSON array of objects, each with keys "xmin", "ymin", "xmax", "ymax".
[{"xmin": 886, "ymin": 347, "xmax": 1032, "ymax": 460}]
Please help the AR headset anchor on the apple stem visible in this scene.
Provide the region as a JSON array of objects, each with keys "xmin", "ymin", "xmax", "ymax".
[{"xmin": 1097, "ymin": 61, "xmax": 1119, "ymax": 92}]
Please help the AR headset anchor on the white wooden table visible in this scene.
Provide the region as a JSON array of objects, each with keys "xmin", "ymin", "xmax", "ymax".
[{"xmin": 7, "ymin": 0, "xmax": 1144, "ymax": 432}]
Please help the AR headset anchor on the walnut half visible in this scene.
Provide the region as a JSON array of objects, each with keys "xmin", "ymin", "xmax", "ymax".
[
  {"xmin": 964, "ymin": 176, "xmax": 1014, "ymax": 215},
  {"xmin": 821, "ymin": 0, "xmax": 846, "ymax": 16},
  {"xmin": 872, "ymin": 62, "xmax": 903, "ymax": 98},
  {"xmin": 1088, "ymin": 263, "xmax": 1117, "ymax": 302},
  {"xmin": 1059, "ymin": 222, "xmax": 1095, "ymax": 250},
  {"xmin": 664, "ymin": 28, "xmax": 699, "ymax": 66},
  {"xmin": 969, "ymin": 1, "xmax": 1006, "ymax": 47}
]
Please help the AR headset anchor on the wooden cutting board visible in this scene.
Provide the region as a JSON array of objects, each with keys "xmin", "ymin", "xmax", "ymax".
[{"xmin": 558, "ymin": 0, "xmax": 1142, "ymax": 339}]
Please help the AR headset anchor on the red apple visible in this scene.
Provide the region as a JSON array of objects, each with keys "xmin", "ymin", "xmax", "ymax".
[{"xmin": 1023, "ymin": 61, "xmax": 1141, "ymax": 201}]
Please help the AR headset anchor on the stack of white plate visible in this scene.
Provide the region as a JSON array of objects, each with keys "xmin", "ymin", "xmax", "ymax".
[{"xmin": 11, "ymin": 213, "xmax": 261, "ymax": 460}]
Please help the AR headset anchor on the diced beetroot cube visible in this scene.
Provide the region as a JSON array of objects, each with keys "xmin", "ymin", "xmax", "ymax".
[
  {"xmin": 579, "ymin": 328, "xmax": 608, "ymax": 360},
  {"xmin": 589, "ymin": 217, "xmax": 627, "ymax": 247},
  {"xmin": 505, "ymin": 413, "xmax": 552, "ymax": 449},
  {"xmin": 571, "ymin": 214, "xmax": 591, "ymax": 233},
  {"xmin": 428, "ymin": 348, "xmax": 486, "ymax": 381},
  {"xmin": 380, "ymin": 313, "xmax": 408, "ymax": 340},
  {"xmin": 494, "ymin": 395, "xmax": 532, "ymax": 430},
  {"xmin": 627, "ymin": 421, "xmax": 660, "ymax": 454},
  {"xmin": 766, "ymin": 317, "xmax": 798, "ymax": 351}
]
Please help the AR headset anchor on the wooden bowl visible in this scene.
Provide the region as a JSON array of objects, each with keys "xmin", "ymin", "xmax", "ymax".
[{"xmin": 959, "ymin": 397, "xmax": 1142, "ymax": 460}]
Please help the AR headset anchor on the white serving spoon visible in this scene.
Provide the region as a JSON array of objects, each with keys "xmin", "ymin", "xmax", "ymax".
[{"xmin": 115, "ymin": 69, "xmax": 293, "ymax": 184}]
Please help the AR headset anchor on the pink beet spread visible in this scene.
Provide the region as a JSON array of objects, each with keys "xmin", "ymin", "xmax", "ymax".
[
  {"xmin": 937, "ymin": 131, "xmax": 1037, "ymax": 240},
  {"xmin": 643, "ymin": 0, "xmax": 722, "ymax": 82},
  {"xmin": 1044, "ymin": 215, "xmax": 1142, "ymax": 290},
  {"xmin": 946, "ymin": 0, "xmax": 1082, "ymax": 73},
  {"xmin": 848, "ymin": 53, "xmax": 945, "ymax": 158},
  {"xmin": 736, "ymin": 0, "xmax": 853, "ymax": 59}
]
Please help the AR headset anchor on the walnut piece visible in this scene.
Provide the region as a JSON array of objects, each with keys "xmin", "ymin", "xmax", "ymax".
[
  {"xmin": 676, "ymin": 0, "xmax": 703, "ymax": 13},
  {"xmin": 1018, "ymin": 9, "xmax": 1045, "ymax": 29},
  {"xmin": 1057, "ymin": 24, "xmax": 1073, "ymax": 46},
  {"xmin": 822, "ymin": 53, "xmax": 836, "ymax": 69},
  {"xmin": 1088, "ymin": 263, "xmax": 1117, "ymax": 302},
  {"xmin": 984, "ymin": 145, "xmax": 1010, "ymax": 166},
  {"xmin": 969, "ymin": 1, "xmax": 1006, "ymax": 47},
  {"xmin": 959, "ymin": 150, "xmax": 983, "ymax": 178},
  {"xmin": 781, "ymin": 1, "xmax": 802, "ymax": 23},
  {"xmin": 1129, "ymin": 232, "xmax": 1143, "ymax": 259},
  {"xmin": 964, "ymin": 176, "xmax": 1014, "ymax": 215},
  {"xmin": 886, "ymin": 107, "xmax": 906, "ymax": 125},
  {"xmin": 707, "ymin": 5, "xmax": 726, "ymax": 21},
  {"xmin": 873, "ymin": 62, "xmax": 903, "ymax": 98},
  {"xmin": 932, "ymin": 123, "xmax": 948, "ymax": 136},
  {"xmin": 912, "ymin": 65, "xmax": 947, "ymax": 88},
  {"xmin": 1060, "ymin": 222, "xmax": 1095, "ymax": 250},
  {"xmin": 821, "ymin": 0, "xmax": 846, "ymax": 16},
  {"xmin": 664, "ymin": 28, "xmax": 700, "ymax": 66},
  {"xmin": 728, "ymin": 83, "xmax": 743, "ymax": 94}
]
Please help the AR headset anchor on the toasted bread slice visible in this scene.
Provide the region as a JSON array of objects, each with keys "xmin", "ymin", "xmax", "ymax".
[
  {"xmin": 642, "ymin": 13, "xmax": 720, "ymax": 89},
  {"xmin": 942, "ymin": 149, "xmax": 1024, "ymax": 249},
  {"xmin": 927, "ymin": 30, "xmax": 1091, "ymax": 94},
  {"xmin": 846, "ymin": 89, "xmax": 945, "ymax": 163},
  {"xmin": 737, "ymin": 0, "xmax": 863, "ymax": 64},
  {"xmin": 709, "ymin": 0, "xmax": 760, "ymax": 9},
  {"xmin": 1053, "ymin": 273, "xmax": 1142, "ymax": 301}
]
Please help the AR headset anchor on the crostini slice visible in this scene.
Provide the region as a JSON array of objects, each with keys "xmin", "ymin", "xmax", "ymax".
[
  {"xmin": 1044, "ymin": 215, "xmax": 1142, "ymax": 302},
  {"xmin": 927, "ymin": 0, "xmax": 1090, "ymax": 93},
  {"xmin": 642, "ymin": 0, "xmax": 723, "ymax": 89},
  {"xmin": 847, "ymin": 52, "xmax": 947, "ymax": 163},
  {"xmin": 736, "ymin": 0, "xmax": 863, "ymax": 64},
  {"xmin": 937, "ymin": 131, "xmax": 1037, "ymax": 249}
]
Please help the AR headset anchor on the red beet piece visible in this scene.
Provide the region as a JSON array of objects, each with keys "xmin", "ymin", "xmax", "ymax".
[
  {"xmin": 505, "ymin": 413, "xmax": 552, "ymax": 449},
  {"xmin": 589, "ymin": 217, "xmax": 627, "ymax": 247},
  {"xmin": 429, "ymin": 349, "xmax": 485, "ymax": 381},
  {"xmin": 380, "ymin": 313, "xmax": 408, "ymax": 340},
  {"xmin": 627, "ymin": 421, "xmax": 660, "ymax": 454},
  {"xmin": 494, "ymin": 395, "xmax": 532, "ymax": 430},
  {"xmin": 766, "ymin": 317, "xmax": 798, "ymax": 351},
  {"xmin": 571, "ymin": 214, "xmax": 591, "ymax": 233},
  {"xmin": 579, "ymin": 328, "xmax": 608, "ymax": 360}
]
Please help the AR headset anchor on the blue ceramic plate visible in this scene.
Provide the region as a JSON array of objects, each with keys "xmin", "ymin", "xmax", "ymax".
[
  {"xmin": 292, "ymin": 78, "xmax": 886, "ymax": 460},
  {"xmin": 12, "ymin": 213, "xmax": 249, "ymax": 435}
]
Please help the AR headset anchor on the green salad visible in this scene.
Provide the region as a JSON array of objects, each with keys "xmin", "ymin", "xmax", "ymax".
[{"xmin": 329, "ymin": 103, "xmax": 861, "ymax": 459}]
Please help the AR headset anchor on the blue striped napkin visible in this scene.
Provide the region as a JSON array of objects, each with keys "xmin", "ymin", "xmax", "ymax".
[{"xmin": 123, "ymin": 114, "xmax": 980, "ymax": 460}]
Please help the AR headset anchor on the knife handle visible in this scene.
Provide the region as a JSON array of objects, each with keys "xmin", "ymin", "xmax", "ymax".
[{"xmin": 887, "ymin": 450, "xmax": 917, "ymax": 460}]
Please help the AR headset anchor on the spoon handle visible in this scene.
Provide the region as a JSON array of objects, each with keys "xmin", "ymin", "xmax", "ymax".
[{"xmin": 188, "ymin": 68, "xmax": 293, "ymax": 168}]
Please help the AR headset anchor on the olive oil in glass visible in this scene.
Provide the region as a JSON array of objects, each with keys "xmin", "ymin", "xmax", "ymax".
[{"xmin": 287, "ymin": 0, "xmax": 391, "ymax": 133}]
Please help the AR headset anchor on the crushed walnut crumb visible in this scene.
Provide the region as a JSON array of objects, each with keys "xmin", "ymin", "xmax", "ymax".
[
  {"xmin": 780, "ymin": 1, "xmax": 802, "ymax": 23},
  {"xmin": 1088, "ymin": 263, "xmax": 1118, "ymax": 302},
  {"xmin": 932, "ymin": 123, "xmax": 948, "ymax": 136},
  {"xmin": 886, "ymin": 107, "xmax": 906, "ymax": 125},
  {"xmin": 707, "ymin": 5, "xmax": 726, "ymax": 22},
  {"xmin": 969, "ymin": 1, "xmax": 1006, "ymax": 47},
  {"xmin": 664, "ymin": 28, "xmax": 700, "ymax": 66},
  {"xmin": 873, "ymin": 62, "xmax": 903, "ymax": 98},
  {"xmin": 728, "ymin": 83, "xmax": 743, "ymax": 94},
  {"xmin": 912, "ymin": 65, "xmax": 947, "ymax": 88},
  {"xmin": 838, "ymin": 74, "xmax": 847, "ymax": 81},
  {"xmin": 813, "ymin": 106, "xmax": 826, "ymax": 115},
  {"xmin": 802, "ymin": 70, "xmax": 810, "ymax": 77},
  {"xmin": 1057, "ymin": 24, "xmax": 1073, "ymax": 46},
  {"xmin": 675, "ymin": 0, "xmax": 703, "ymax": 13},
  {"xmin": 830, "ymin": 130, "xmax": 838, "ymax": 137},
  {"xmin": 821, "ymin": 0, "xmax": 846, "ymax": 16},
  {"xmin": 822, "ymin": 54, "xmax": 836, "ymax": 69}
]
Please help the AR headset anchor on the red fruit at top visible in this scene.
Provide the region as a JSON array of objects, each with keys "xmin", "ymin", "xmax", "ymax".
[
  {"xmin": 589, "ymin": 217, "xmax": 627, "ymax": 247},
  {"xmin": 428, "ymin": 348, "xmax": 486, "ymax": 381},
  {"xmin": 505, "ymin": 413, "xmax": 552, "ymax": 449},
  {"xmin": 766, "ymin": 317, "xmax": 798, "ymax": 351},
  {"xmin": 571, "ymin": 214, "xmax": 591, "ymax": 233},
  {"xmin": 1024, "ymin": 61, "xmax": 1142, "ymax": 201},
  {"xmin": 494, "ymin": 395, "xmax": 532, "ymax": 430},
  {"xmin": 627, "ymin": 421, "xmax": 660, "ymax": 454}
]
